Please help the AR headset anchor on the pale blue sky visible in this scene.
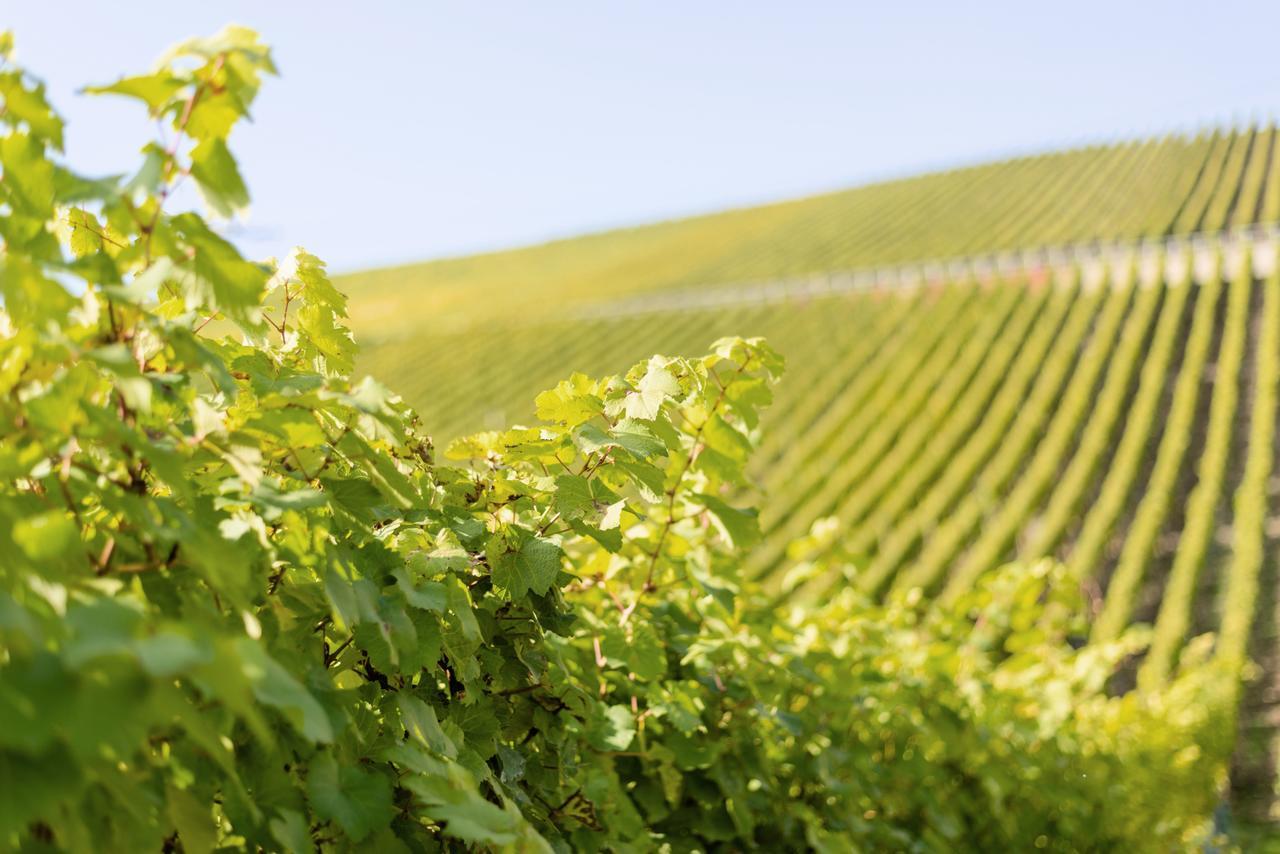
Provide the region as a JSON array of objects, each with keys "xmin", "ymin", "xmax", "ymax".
[{"xmin": 8, "ymin": 2, "xmax": 1280, "ymax": 272}]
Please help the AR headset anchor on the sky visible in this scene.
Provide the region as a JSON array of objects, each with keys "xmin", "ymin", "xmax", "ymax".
[{"xmin": 7, "ymin": 1, "xmax": 1280, "ymax": 272}]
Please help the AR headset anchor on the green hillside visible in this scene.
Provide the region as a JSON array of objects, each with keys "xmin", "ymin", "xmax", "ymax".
[
  {"xmin": 343, "ymin": 126, "xmax": 1280, "ymax": 824},
  {"xmin": 345, "ymin": 127, "xmax": 1272, "ymax": 339},
  {"xmin": 346, "ymin": 127, "xmax": 1278, "ymax": 442}
]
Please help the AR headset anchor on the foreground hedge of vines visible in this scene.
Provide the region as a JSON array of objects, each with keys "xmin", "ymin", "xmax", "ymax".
[{"xmin": 0, "ymin": 27, "xmax": 1242, "ymax": 852}]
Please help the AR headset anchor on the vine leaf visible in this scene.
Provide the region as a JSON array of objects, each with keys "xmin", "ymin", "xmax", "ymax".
[
  {"xmin": 189, "ymin": 137, "xmax": 249, "ymax": 219},
  {"xmin": 697, "ymin": 493, "xmax": 760, "ymax": 549},
  {"xmin": 624, "ymin": 360, "xmax": 679, "ymax": 420},
  {"xmin": 491, "ymin": 533, "xmax": 562, "ymax": 599},
  {"xmin": 306, "ymin": 754, "xmax": 394, "ymax": 843}
]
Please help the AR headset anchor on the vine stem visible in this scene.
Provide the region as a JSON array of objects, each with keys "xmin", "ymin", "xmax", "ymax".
[
  {"xmin": 621, "ymin": 358, "xmax": 750, "ymax": 626},
  {"xmin": 142, "ymin": 54, "xmax": 225, "ymax": 267},
  {"xmin": 279, "ymin": 281, "xmax": 292, "ymax": 343}
]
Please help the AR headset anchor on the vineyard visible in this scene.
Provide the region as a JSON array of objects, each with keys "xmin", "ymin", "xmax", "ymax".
[
  {"xmin": 5, "ymin": 24, "xmax": 1280, "ymax": 850},
  {"xmin": 348, "ymin": 126, "xmax": 1276, "ymax": 339},
  {"xmin": 346, "ymin": 128, "xmax": 1280, "ymax": 825}
]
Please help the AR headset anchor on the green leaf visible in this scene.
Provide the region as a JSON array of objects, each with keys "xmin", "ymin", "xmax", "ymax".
[
  {"xmin": 134, "ymin": 633, "xmax": 211, "ymax": 677},
  {"xmin": 568, "ymin": 517, "xmax": 623, "ymax": 552},
  {"xmin": 236, "ymin": 639, "xmax": 334, "ymax": 743},
  {"xmin": 534, "ymin": 373, "xmax": 601, "ymax": 426},
  {"xmin": 553, "ymin": 474, "xmax": 593, "ymax": 519},
  {"xmin": 307, "ymin": 754, "xmax": 394, "ymax": 843},
  {"xmin": 588, "ymin": 705, "xmax": 636, "ymax": 752},
  {"xmin": 611, "ymin": 418, "xmax": 667, "ymax": 460},
  {"xmin": 624, "ymin": 359, "xmax": 679, "ymax": 420},
  {"xmin": 0, "ymin": 746, "xmax": 80, "ymax": 838},
  {"xmin": 296, "ymin": 301, "xmax": 357, "ymax": 374},
  {"xmin": 53, "ymin": 164, "xmax": 122, "ymax": 204},
  {"xmin": 163, "ymin": 24, "xmax": 275, "ymax": 65},
  {"xmin": 398, "ymin": 694, "xmax": 457, "ymax": 758},
  {"xmin": 443, "ymin": 575, "xmax": 481, "ymax": 643},
  {"xmin": 394, "ymin": 568, "xmax": 448, "ymax": 613},
  {"xmin": 599, "ymin": 499, "xmax": 625, "ymax": 531},
  {"xmin": 352, "ymin": 595, "xmax": 419, "ymax": 673},
  {"xmin": 402, "ymin": 768, "xmax": 522, "ymax": 846},
  {"xmin": 124, "ymin": 142, "xmax": 168, "ymax": 195},
  {"xmin": 11, "ymin": 510, "xmax": 78, "ymax": 561},
  {"xmin": 63, "ymin": 599, "xmax": 141, "ymax": 667},
  {"xmin": 702, "ymin": 413, "xmax": 753, "ymax": 464},
  {"xmin": 656, "ymin": 683, "xmax": 705, "ymax": 735},
  {"xmin": 601, "ymin": 623, "xmax": 666, "ymax": 681},
  {"xmin": 0, "ymin": 132, "xmax": 55, "ymax": 217},
  {"xmin": 490, "ymin": 532, "xmax": 562, "ymax": 599},
  {"xmin": 0, "ymin": 72, "xmax": 64, "ymax": 149},
  {"xmin": 249, "ymin": 480, "xmax": 326, "ymax": 517},
  {"xmin": 247, "ymin": 407, "xmax": 327, "ymax": 449},
  {"xmin": 66, "ymin": 208, "xmax": 114, "ymax": 258},
  {"xmin": 420, "ymin": 799, "xmax": 520, "ymax": 846},
  {"xmin": 87, "ymin": 343, "xmax": 152, "ymax": 412},
  {"xmin": 337, "ymin": 432, "xmax": 419, "ymax": 509},
  {"xmin": 496, "ymin": 744, "xmax": 526, "ymax": 784},
  {"xmin": 183, "ymin": 91, "xmax": 242, "ymax": 140},
  {"xmin": 724, "ymin": 375, "xmax": 773, "ymax": 429},
  {"xmin": 575, "ymin": 423, "xmax": 614, "ymax": 455},
  {"xmin": 0, "ymin": 256, "xmax": 76, "ymax": 324},
  {"xmin": 167, "ymin": 783, "xmax": 216, "ymax": 854},
  {"xmin": 189, "ymin": 137, "xmax": 250, "ymax": 218},
  {"xmin": 697, "ymin": 493, "xmax": 759, "ymax": 549},
  {"xmin": 338, "ymin": 375, "xmax": 397, "ymax": 418},
  {"xmin": 84, "ymin": 72, "xmax": 185, "ymax": 113},
  {"xmin": 169, "ymin": 212, "xmax": 268, "ymax": 326},
  {"xmin": 269, "ymin": 809, "xmax": 313, "ymax": 854},
  {"xmin": 279, "ymin": 248, "xmax": 346, "ymax": 311},
  {"xmin": 615, "ymin": 458, "xmax": 666, "ymax": 502}
]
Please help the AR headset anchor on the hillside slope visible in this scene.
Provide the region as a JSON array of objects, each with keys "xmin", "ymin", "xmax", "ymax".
[
  {"xmin": 342, "ymin": 126, "xmax": 1280, "ymax": 826},
  {"xmin": 344, "ymin": 127, "xmax": 1274, "ymax": 341}
]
